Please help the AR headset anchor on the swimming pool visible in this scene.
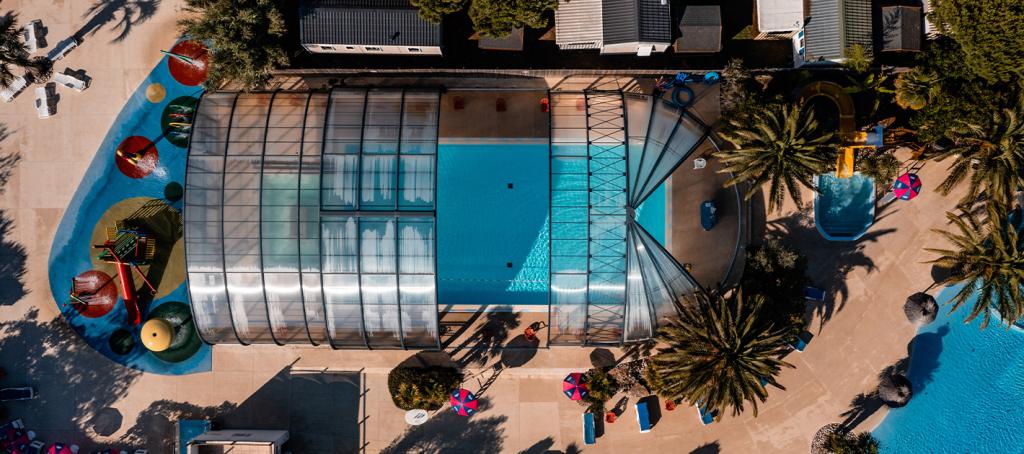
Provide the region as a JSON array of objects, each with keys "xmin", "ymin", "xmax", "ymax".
[
  {"xmin": 814, "ymin": 173, "xmax": 875, "ymax": 241},
  {"xmin": 436, "ymin": 143, "xmax": 668, "ymax": 308},
  {"xmin": 873, "ymin": 284, "xmax": 1024, "ymax": 453}
]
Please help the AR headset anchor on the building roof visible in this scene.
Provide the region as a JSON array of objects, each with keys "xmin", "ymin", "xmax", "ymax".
[
  {"xmin": 603, "ymin": 0, "xmax": 672, "ymax": 45},
  {"xmin": 676, "ymin": 5, "xmax": 721, "ymax": 53},
  {"xmin": 756, "ymin": 0, "xmax": 804, "ymax": 32},
  {"xmin": 804, "ymin": 0, "xmax": 872, "ymax": 62},
  {"xmin": 881, "ymin": 6, "xmax": 922, "ymax": 52},
  {"xmin": 299, "ymin": 0, "xmax": 442, "ymax": 47},
  {"xmin": 555, "ymin": 0, "xmax": 604, "ymax": 49}
]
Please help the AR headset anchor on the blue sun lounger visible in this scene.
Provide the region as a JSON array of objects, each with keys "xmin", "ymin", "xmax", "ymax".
[
  {"xmin": 804, "ymin": 286, "xmax": 826, "ymax": 301},
  {"xmin": 789, "ymin": 331, "xmax": 813, "ymax": 352},
  {"xmin": 696, "ymin": 402, "xmax": 716, "ymax": 425},
  {"xmin": 583, "ymin": 412, "xmax": 596, "ymax": 445},
  {"xmin": 636, "ymin": 401, "xmax": 652, "ymax": 433}
]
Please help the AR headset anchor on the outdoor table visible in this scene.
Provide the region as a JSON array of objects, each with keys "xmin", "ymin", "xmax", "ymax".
[{"xmin": 405, "ymin": 409, "xmax": 428, "ymax": 426}]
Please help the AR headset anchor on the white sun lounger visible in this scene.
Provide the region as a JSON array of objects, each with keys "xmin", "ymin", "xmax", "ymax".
[
  {"xmin": 34, "ymin": 87, "xmax": 54, "ymax": 118},
  {"xmin": 22, "ymin": 20, "xmax": 41, "ymax": 54},
  {"xmin": 47, "ymin": 36, "xmax": 79, "ymax": 62},
  {"xmin": 1, "ymin": 75, "xmax": 28, "ymax": 102},
  {"xmin": 54, "ymin": 70, "xmax": 89, "ymax": 92}
]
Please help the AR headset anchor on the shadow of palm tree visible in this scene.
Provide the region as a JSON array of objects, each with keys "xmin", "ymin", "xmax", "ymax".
[
  {"xmin": 690, "ymin": 441, "xmax": 721, "ymax": 454},
  {"xmin": 519, "ymin": 437, "xmax": 582, "ymax": 454},
  {"xmin": 0, "ymin": 308, "xmax": 141, "ymax": 444},
  {"xmin": 75, "ymin": 0, "xmax": 161, "ymax": 43},
  {"xmin": 0, "ymin": 130, "xmax": 26, "ymax": 307},
  {"xmin": 381, "ymin": 401, "xmax": 507, "ymax": 454},
  {"xmin": 766, "ymin": 211, "xmax": 896, "ymax": 327},
  {"xmin": 449, "ymin": 308, "xmax": 520, "ymax": 367}
]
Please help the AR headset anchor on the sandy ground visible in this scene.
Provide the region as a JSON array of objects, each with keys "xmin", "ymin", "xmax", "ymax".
[{"xmin": 0, "ymin": 1, "xmax": 969, "ymax": 453}]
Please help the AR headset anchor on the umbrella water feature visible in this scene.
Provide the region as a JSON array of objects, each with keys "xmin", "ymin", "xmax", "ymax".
[
  {"xmin": 879, "ymin": 372, "xmax": 913, "ymax": 407},
  {"xmin": 450, "ymin": 388, "xmax": 479, "ymax": 416},
  {"xmin": 893, "ymin": 173, "xmax": 922, "ymax": 200},
  {"xmin": 905, "ymin": 292, "xmax": 938, "ymax": 324},
  {"xmin": 563, "ymin": 373, "xmax": 589, "ymax": 401}
]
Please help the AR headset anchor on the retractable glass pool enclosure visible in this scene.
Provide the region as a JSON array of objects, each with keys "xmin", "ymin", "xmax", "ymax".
[{"xmin": 184, "ymin": 88, "xmax": 712, "ymax": 349}]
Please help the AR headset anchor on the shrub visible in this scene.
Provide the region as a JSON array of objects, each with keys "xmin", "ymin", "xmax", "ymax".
[
  {"xmin": 387, "ymin": 366, "xmax": 463, "ymax": 411},
  {"xmin": 741, "ymin": 239, "xmax": 809, "ymax": 336},
  {"xmin": 608, "ymin": 359, "xmax": 651, "ymax": 398},
  {"xmin": 857, "ymin": 149, "xmax": 900, "ymax": 188},
  {"xmin": 579, "ymin": 367, "xmax": 620, "ymax": 413},
  {"xmin": 826, "ymin": 430, "xmax": 880, "ymax": 454}
]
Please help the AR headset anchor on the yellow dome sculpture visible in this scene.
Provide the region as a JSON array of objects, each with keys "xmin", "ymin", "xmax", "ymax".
[{"xmin": 141, "ymin": 318, "xmax": 174, "ymax": 352}]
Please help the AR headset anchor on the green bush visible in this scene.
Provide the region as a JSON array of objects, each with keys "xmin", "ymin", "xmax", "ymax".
[
  {"xmin": 579, "ymin": 367, "xmax": 620, "ymax": 413},
  {"xmin": 741, "ymin": 240, "xmax": 809, "ymax": 337},
  {"xmin": 387, "ymin": 366, "xmax": 463, "ymax": 411}
]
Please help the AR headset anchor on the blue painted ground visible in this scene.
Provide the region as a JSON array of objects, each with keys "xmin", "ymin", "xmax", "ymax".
[
  {"xmin": 815, "ymin": 173, "xmax": 875, "ymax": 241},
  {"xmin": 873, "ymin": 285, "xmax": 1024, "ymax": 453},
  {"xmin": 436, "ymin": 143, "xmax": 668, "ymax": 307},
  {"xmin": 47, "ymin": 49, "xmax": 211, "ymax": 375}
]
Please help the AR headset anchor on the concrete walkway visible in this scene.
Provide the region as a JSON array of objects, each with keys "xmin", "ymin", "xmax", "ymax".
[{"xmin": 0, "ymin": 1, "xmax": 971, "ymax": 453}]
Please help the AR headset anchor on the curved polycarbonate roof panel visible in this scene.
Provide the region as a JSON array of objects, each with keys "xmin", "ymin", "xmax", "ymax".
[{"xmin": 184, "ymin": 89, "xmax": 441, "ymax": 349}]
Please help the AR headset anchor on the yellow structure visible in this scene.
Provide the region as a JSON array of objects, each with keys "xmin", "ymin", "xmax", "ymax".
[
  {"xmin": 837, "ymin": 147, "xmax": 856, "ymax": 178},
  {"xmin": 141, "ymin": 318, "xmax": 174, "ymax": 352}
]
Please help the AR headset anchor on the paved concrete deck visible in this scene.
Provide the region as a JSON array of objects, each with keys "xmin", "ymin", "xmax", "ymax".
[{"xmin": 0, "ymin": 2, "xmax": 972, "ymax": 453}]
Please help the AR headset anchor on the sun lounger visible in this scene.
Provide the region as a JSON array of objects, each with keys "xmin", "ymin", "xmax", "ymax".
[
  {"xmin": 1, "ymin": 75, "xmax": 28, "ymax": 102},
  {"xmin": 22, "ymin": 20, "xmax": 41, "ymax": 54},
  {"xmin": 789, "ymin": 331, "xmax": 813, "ymax": 352},
  {"xmin": 804, "ymin": 286, "xmax": 826, "ymax": 301},
  {"xmin": 635, "ymin": 401, "xmax": 652, "ymax": 433},
  {"xmin": 34, "ymin": 87, "xmax": 54, "ymax": 118},
  {"xmin": 26, "ymin": 440, "xmax": 45, "ymax": 454},
  {"xmin": 53, "ymin": 70, "xmax": 89, "ymax": 92},
  {"xmin": 696, "ymin": 402, "xmax": 715, "ymax": 425},
  {"xmin": 582, "ymin": 412, "xmax": 596, "ymax": 445},
  {"xmin": 47, "ymin": 36, "xmax": 79, "ymax": 62},
  {"xmin": 700, "ymin": 200, "xmax": 717, "ymax": 231},
  {"xmin": 0, "ymin": 386, "xmax": 37, "ymax": 401}
]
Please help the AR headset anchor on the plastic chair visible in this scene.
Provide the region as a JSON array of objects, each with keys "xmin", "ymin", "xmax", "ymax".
[{"xmin": 703, "ymin": 71, "xmax": 720, "ymax": 84}]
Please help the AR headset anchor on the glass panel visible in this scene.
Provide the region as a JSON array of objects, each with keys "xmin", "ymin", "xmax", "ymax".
[
  {"xmin": 399, "ymin": 274, "xmax": 437, "ymax": 348},
  {"xmin": 398, "ymin": 155, "xmax": 434, "ymax": 209},
  {"xmin": 362, "ymin": 90, "xmax": 402, "ymax": 154},
  {"xmin": 226, "ymin": 272, "xmax": 274, "ymax": 343},
  {"xmin": 360, "ymin": 218, "xmax": 396, "ymax": 274},
  {"xmin": 190, "ymin": 92, "xmax": 235, "ymax": 156},
  {"xmin": 635, "ymin": 223, "xmax": 695, "ymax": 320},
  {"xmin": 321, "ymin": 216, "xmax": 358, "ymax": 273},
  {"xmin": 360, "ymin": 155, "xmax": 396, "ymax": 209},
  {"xmin": 261, "ymin": 156, "xmax": 300, "ymax": 273},
  {"xmin": 325, "ymin": 89, "xmax": 365, "ymax": 155},
  {"xmin": 264, "ymin": 272, "xmax": 307, "ymax": 343},
  {"xmin": 323, "ymin": 273, "xmax": 365, "ymax": 348},
  {"xmin": 636, "ymin": 117, "xmax": 706, "ymax": 205},
  {"xmin": 265, "ymin": 93, "xmax": 306, "ymax": 156},
  {"xmin": 624, "ymin": 230, "xmax": 656, "ymax": 341},
  {"xmin": 301, "ymin": 273, "xmax": 328, "ymax": 344},
  {"xmin": 631, "ymin": 100, "xmax": 681, "ymax": 203},
  {"xmin": 321, "ymin": 154, "xmax": 358, "ymax": 210},
  {"xmin": 398, "ymin": 218, "xmax": 434, "ymax": 274},
  {"xmin": 303, "ymin": 92, "xmax": 328, "ymax": 157},
  {"xmin": 187, "ymin": 272, "xmax": 237, "ymax": 343},
  {"xmin": 549, "ymin": 273, "xmax": 587, "ymax": 345},
  {"xmin": 361, "ymin": 274, "xmax": 402, "ymax": 348},
  {"xmin": 226, "ymin": 93, "xmax": 272, "ymax": 156}
]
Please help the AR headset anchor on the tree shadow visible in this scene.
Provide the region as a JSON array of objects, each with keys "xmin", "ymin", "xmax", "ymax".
[
  {"xmin": 119, "ymin": 367, "xmax": 362, "ymax": 452},
  {"xmin": 690, "ymin": 441, "xmax": 721, "ymax": 454},
  {"xmin": 0, "ymin": 308, "xmax": 141, "ymax": 444},
  {"xmin": 766, "ymin": 211, "xmax": 896, "ymax": 327},
  {"xmin": 381, "ymin": 400, "xmax": 507, "ymax": 454},
  {"xmin": 518, "ymin": 437, "xmax": 582, "ymax": 454},
  {"xmin": 839, "ymin": 392, "xmax": 885, "ymax": 431},
  {"xmin": 74, "ymin": 0, "xmax": 161, "ymax": 43},
  {"xmin": 449, "ymin": 308, "xmax": 520, "ymax": 367},
  {"xmin": 905, "ymin": 325, "xmax": 947, "ymax": 394},
  {"xmin": 0, "ymin": 130, "xmax": 26, "ymax": 307},
  {"xmin": 499, "ymin": 335, "xmax": 539, "ymax": 368}
]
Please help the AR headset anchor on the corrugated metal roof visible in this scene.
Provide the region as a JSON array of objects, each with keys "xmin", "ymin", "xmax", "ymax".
[
  {"xmin": 555, "ymin": 0, "xmax": 604, "ymax": 48},
  {"xmin": 881, "ymin": 6, "xmax": 922, "ymax": 51},
  {"xmin": 676, "ymin": 5, "xmax": 721, "ymax": 53},
  {"xmin": 602, "ymin": 0, "xmax": 670, "ymax": 44},
  {"xmin": 756, "ymin": 0, "xmax": 804, "ymax": 32},
  {"xmin": 804, "ymin": 0, "xmax": 871, "ymax": 61},
  {"xmin": 299, "ymin": 0, "xmax": 441, "ymax": 47}
]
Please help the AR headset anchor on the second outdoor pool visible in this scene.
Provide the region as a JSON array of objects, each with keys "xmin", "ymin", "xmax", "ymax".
[{"xmin": 814, "ymin": 173, "xmax": 875, "ymax": 241}]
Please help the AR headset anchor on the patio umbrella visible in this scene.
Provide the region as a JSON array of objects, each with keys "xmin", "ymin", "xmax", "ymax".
[
  {"xmin": 904, "ymin": 292, "xmax": 938, "ymax": 324},
  {"xmin": 47, "ymin": 443, "xmax": 73, "ymax": 454},
  {"xmin": 878, "ymin": 372, "xmax": 913, "ymax": 407},
  {"xmin": 562, "ymin": 372, "xmax": 589, "ymax": 401},
  {"xmin": 893, "ymin": 173, "xmax": 922, "ymax": 200},
  {"xmin": 450, "ymin": 388, "xmax": 478, "ymax": 417}
]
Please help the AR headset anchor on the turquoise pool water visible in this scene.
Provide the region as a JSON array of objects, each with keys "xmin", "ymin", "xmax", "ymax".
[
  {"xmin": 436, "ymin": 143, "xmax": 667, "ymax": 307},
  {"xmin": 814, "ymin": 173, "xmax": 875, "ymax": 241},
  {"xmin": 873, "ymin": 285, "xmax": 1024, "ymax": 453}
]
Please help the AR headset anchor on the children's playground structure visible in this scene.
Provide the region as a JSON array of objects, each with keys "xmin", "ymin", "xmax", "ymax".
[{"xmin": 71, "ymin": 222, "xmax": 157, "ymax": 325}]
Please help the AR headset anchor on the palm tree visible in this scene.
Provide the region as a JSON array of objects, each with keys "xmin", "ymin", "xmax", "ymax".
[
  {"xmin": 894, "ymin": 68, "xmax": 938, "ymax": 111},
  {"xmin": 843, "ymin": 72, "xmax": 895, "ymax": 117},
  {"xmin": 934, "ymin": 99, "xmax": 1024, "ymax": 209},
  {"xmin": 0, "ymin": 13, "xmax": 52, "ymax": 89},
  {"xmin": 927, "ymin": 207, "xmax": 1024, "ymax": 329},
  {"xmin": 826, "ymin": 430, "xmax": 880, "ymax": 454},
  {"xmin": 650, "ymin": 290, "xmax": 795, "ymax": 420},
  {"xmin": 716, "ymin": 103, "xmax": 834, "ymax": 213},
  {"xmin": 178, "ymin": 0, "xmax": 288, "ymax": 90}
]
